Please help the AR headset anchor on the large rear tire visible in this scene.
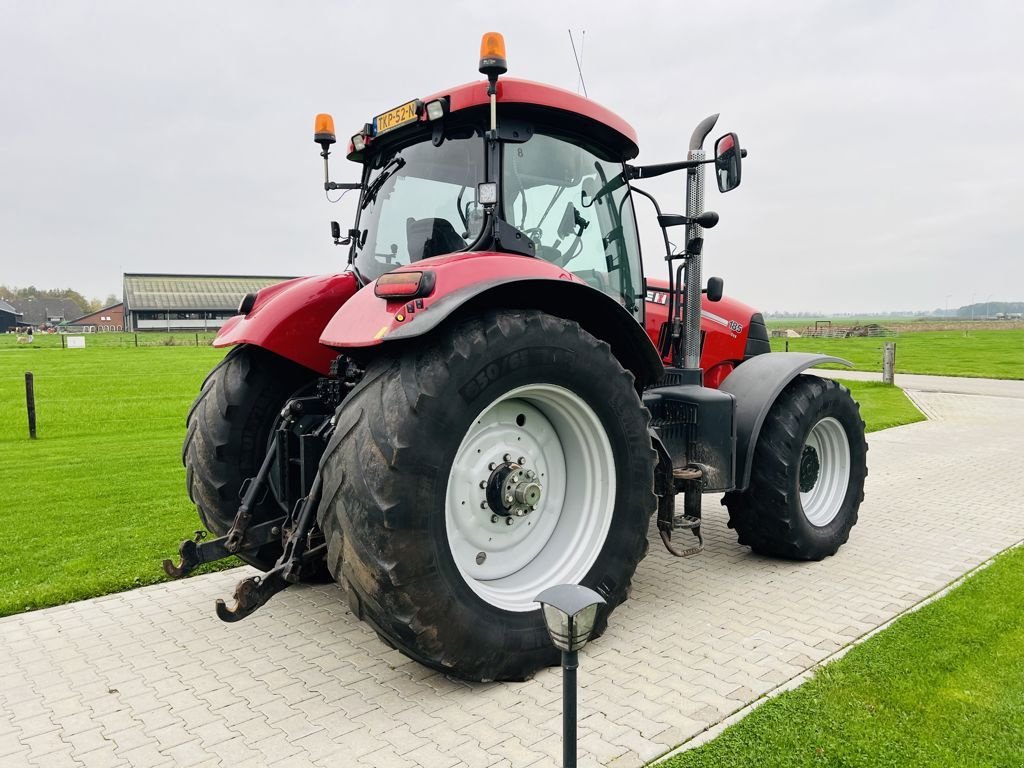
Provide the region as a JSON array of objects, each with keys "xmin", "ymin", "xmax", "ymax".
[
  {"xmin": 183, "ymin": 344, "xmax": 323, "ymax": 574},
  {"xmin": 722, "ymin": 375, "xmax": 867, "ymax": 560},
  {"xmin": 317, "ymin": 310, "xmax": 656, "ymax": 681}
]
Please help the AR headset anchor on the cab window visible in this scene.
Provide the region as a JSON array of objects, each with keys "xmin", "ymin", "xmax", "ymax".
[{"xmin": 503, "ymin": 134, "xmax": 643, "ymax": 316}]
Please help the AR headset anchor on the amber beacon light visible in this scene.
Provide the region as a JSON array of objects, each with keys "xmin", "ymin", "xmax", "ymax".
[
  {"xmin": 478, "ymin": 32, "xmax": 507, "ymax": 76},
  {"xmin": 314, "ymin": 113, "xmax": 336, "ymax": 148}
]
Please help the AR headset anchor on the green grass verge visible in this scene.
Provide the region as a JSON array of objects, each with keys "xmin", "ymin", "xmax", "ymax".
[
  {"xmin": 654, "ymin": 544, "xmax": 1024, "ymax": 768},
  {"xmin": 0, "ymin": 338, "xmax": 923, "ymax": 617},
  {"xmin": 0, "ymin": 340, "xmax": 235, "ymax": 616},
  {"xmin": 837, "ymin": 379, "xmax": 925, "ymax": 433},
  {"xmin": 772, "ymin": 329, "xmax": 1024, "ymax": 380}
]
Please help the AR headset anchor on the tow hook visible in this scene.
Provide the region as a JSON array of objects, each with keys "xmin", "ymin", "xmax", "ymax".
[{"xmin": 214, "ymin": 472, "xmax": 325, "ymax": 622}]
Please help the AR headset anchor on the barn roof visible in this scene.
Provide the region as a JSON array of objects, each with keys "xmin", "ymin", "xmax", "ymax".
[
  {"xmin": 123, "ymin": 274, "xmax": 294, "ymax": 311},
  {"xmin": 0, "ymin": 299, "xmax": 22, "ymax": 316},
  {"xmin": 15, "ymin": 297, "xmax": 87, "ymax": 325}
]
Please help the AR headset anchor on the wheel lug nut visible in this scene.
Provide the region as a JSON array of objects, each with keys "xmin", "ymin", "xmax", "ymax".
[
  {"xmin": 503, "ymin": 454, "xmax": 512, "ymax": 462},
  {"xmin": 488, "ymin": 462, "xmax": 497, "ymax": 471},
  {"xmin": 526, "ymin": 470, "xmax": 536, "ymax": 479},
  {"xmin": 518, "ymin": 457, "xmax": 526, "ymax": 464},
  {"xmin": 480, "ymin": 501, "xmax": 488, "ymax": 509},
  {"xmin": 491, "ymin": 515, "xmax": 498, "ymax": 523},
  {"xmin": 479, "ymin": 480, "xmax": 487, "ymax": 489},
  {"xmin": 505, "ymin": 495, "xmax": 513, "ymax": 504},
  {"xmin": 505, "ymin": 518, "xmax": 514, "ymax": 526}
]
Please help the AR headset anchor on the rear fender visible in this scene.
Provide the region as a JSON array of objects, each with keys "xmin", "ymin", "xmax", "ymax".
[
  {"xmin": 320, "ymin": 252, "xmax": 664, "ymax": 389},
  {"xmin": 720, "ymin": 353, "xmax": 851, "ymax": 490},
  {"xmin": 215, "ymin": 273, "xmax": 360, "ymax": 374}
]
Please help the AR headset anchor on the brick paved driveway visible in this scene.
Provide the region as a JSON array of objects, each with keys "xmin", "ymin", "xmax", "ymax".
[{"xmin": 2, "ymin": 374, "xmax": 1022, "ymax": 767}]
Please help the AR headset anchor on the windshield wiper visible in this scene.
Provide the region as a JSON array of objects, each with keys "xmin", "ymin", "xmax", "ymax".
[{"xmin": 361, "ymin": 157, "xmax": 406, "ymax": 209}]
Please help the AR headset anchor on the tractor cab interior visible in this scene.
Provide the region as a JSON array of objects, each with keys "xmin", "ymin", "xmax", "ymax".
[{"xmin": 351, "ymin": 111, "xmax": 643, "ymax": 316}]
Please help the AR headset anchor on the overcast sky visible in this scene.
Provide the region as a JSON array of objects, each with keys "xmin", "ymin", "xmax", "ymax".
[{"xmin": 1, "ymin": 0, "xmax": 1021, "ymax": 313}]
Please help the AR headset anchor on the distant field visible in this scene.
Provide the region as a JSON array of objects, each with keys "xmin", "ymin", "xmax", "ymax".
[
  {"xmin": 771, "ymin": 329, "xmax": 1024, "ymax": 380},
  {"xmin": 3, "ymin": 331, "xmax": 218, "ymax": 348},
  {"xmin": 0, "ymin": 337, "xmax": 923, "ymax": 617},
  {"xmin": 765, "ymin": 317, "xmax": 1024, "ymax": 333}
]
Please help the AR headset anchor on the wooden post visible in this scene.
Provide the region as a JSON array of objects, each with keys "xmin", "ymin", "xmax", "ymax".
[
  {"xmin": 61, "ymin": 334, "xmax": 66, "ymax": 349},
  {"xmin": 25, "ymin": 372, "xmax": 37, "ymax": 439},
  {"xmin": 785, "ymin": 339, "xmax": 789, "ymax": 352},
  {"xmin": 195, "ymin": 333, "xmax": 199, "ymax": 347},
  {"xmin": 134, "ymin": 333, "xmax": 138, "ymax": 347},
  {"xmin": 882, "ymin": 342, "xmax": 896, "ymax": 385}
]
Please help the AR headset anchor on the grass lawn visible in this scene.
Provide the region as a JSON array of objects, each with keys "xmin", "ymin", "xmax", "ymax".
[
  {"xmin": 0, "ymin": 335, "xmax": 923, "ymax": 617},
  {"xmin": 773, "ymin": 329, "xmax": 1024, "ymax": 380},
  {"xmin": 837, "ymin": 379, "xmax": 925, "ymax": 433},
  {"xmin": 654, "ymin": 544, "xmax": 1024, "ymax": 768},
  {"xmin": 0, "ymin": 336, "xmax": 234, "ymax": 616}
]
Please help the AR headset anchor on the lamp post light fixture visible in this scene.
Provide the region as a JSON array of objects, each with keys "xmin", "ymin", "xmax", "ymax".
[{"xmin": 536, "ymin": 584, "xmax": 606, "ymax": 768}]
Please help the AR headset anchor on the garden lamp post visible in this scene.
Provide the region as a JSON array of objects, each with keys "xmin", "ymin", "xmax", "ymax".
[{"xmin": 536, "ymin": 584, "xmax": 606, "ymax": 768}]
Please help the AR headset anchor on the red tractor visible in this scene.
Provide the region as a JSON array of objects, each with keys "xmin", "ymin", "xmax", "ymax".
[{"xmin": 167, "ymin": 33, "xmax": 867, "ymax": 682}]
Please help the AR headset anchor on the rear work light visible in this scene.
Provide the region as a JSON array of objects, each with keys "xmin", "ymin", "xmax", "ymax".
[
  {"xmin": 425, "ymin": 99, "xmax": 446, "ymax": 121},
  {"xmin": 374, "ymin": 271, "xmax": 436, "ymax": 299}
]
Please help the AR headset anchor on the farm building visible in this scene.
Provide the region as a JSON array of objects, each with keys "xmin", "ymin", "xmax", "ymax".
[
  {"xmin": 16, "ymin": 297, "xmax": 88, "ymax": 327},
  {"xmin": 65, "ymin": 303, "xmax": 125, "ymax": 332},
  {"xmin": 0, "ymin": 299, "xmax": 26, "ymax": 332},
  {"xmin": 123, "ymin": 273, "xmax": 294, "ymax": 332}
]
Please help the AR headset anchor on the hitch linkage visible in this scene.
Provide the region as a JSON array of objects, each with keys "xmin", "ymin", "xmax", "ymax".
[
  {"xmin": 166, "ymin": 388, "xmax": 336, "ymax": 621},
  {"xmin": 162, "ymin": 518, "xmax": 286, "ymax": 579},
  {"xmin": 162, "ymin": 437, "xmax": 284, "ymax": 579},
  {"xmin": 216, "ymin": 472, "xmax": 325, "ymax": 621}
]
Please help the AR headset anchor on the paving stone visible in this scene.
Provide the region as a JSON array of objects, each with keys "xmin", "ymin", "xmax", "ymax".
[{"xmin": 0, "ymin": 380, "xmax": 1022, "ymax": 766}]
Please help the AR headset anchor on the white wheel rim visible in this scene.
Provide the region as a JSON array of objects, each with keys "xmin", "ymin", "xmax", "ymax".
[
  {"xmin": 799, "ymin": 416, "xmax": 851, "ymax": 527},
  {"xmin": 444, "ymin": 384, "xmax": 616, "ymax": 613}
]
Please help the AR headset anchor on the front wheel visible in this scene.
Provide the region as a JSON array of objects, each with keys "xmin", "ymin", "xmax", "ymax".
[
  {"xmin": 317, "ymin": 310, "xmax": 656, "ymax": 681},
  {"xmin": 722, "ymin": 375, "xmax": 868, "ymax": 560}
]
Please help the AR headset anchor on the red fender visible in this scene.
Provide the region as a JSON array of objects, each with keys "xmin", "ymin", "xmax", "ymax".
[
  {"xmin": 319, "ymin": 252, "xmax": 664, "ymax": 388},
  {"xmin": 319, "ymin": 252, "xmax": 579, "ymax": 347},
  {"xmin": 214, "ymin": 273, "xmax": 360, "ymax": 374}
]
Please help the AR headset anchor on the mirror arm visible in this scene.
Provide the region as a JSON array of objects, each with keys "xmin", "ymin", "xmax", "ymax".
[
  {"xmin": 326, "ymin": 182, "xmax": 361, "ymax": 191},
  {"xmin": 626, "ymin": 158, "xmax": 714, "ymax": 181}
]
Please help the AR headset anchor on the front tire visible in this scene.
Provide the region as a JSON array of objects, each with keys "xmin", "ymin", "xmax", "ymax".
[
  {"xmin": 722, "ymin": 375, "xmax": 867, "ymax": 560},
  {"xmin": 317, "ymin": 310, "xmax": 656, "ymax": 681}
]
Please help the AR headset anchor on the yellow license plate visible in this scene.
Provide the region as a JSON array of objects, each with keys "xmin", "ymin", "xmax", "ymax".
[{"xmin": 373, "ymin": 100, "xmax": 420, "ymax": 136}]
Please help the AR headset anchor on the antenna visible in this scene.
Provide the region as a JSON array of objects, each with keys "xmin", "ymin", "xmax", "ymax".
[{"xmin": 568, "ymin": 29, "xmax": 588, "ymax": 97}]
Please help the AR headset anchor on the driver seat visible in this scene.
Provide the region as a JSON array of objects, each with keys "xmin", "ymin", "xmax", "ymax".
[{"xmin": 406, "ymin": 217, "xmax": 466, "ymax": 261}]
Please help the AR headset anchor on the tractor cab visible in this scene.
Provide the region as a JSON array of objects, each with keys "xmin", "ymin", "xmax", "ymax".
[
  {"xmin": 313, "ymin": 35, "xmax": 647, "ymax": 317},
  {"xmin": 345, "ymin": 111, "xmax": 645, "ymax": 315}
]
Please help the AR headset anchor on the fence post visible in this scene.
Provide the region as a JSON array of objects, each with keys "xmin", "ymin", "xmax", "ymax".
[
  {"xmin": 134, "ymin": 333, "xmax": 138, "ymax": 347},
  {"xmin": 882, "ymin": 342, "xmax": 896, "ymax": 385},
  {"xmin": 195, "ymin": 333, "xmax": 199, "ymax": 347},
  {"xmin": 785, "ymin": 339, "xmax": 789, "ymax": 352},
  {"xmin": 61, "ymin": 334, "xmax": 66, "ymax": 349},
  {"xmin": 25, "ymin": 372, "xmax": 37, "ymax": 439}
]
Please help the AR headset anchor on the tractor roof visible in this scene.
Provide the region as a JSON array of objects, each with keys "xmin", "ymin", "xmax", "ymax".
[
  {"xmin": 350, "ymin": 78, "xmax": 639, "ymax": 162},
  {"xmin": 430, "ymin": 79, "xmax": 638, "ymax": 158}
]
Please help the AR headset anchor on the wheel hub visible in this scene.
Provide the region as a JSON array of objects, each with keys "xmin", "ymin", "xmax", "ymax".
[
  {"xmin": 485, "ymin": 460, "xmax": 542, "ymax": 518},
  {"xmin": 799, "ymin": 445, "xmax": 820, "ymax": 493}
]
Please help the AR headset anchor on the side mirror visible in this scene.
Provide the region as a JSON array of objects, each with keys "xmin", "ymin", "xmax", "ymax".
[
  {"xmin": 714, "ymin": 133, "xmax": 742, "ymax": 193},
  {"xmin": 705, "ymin": 276, "xmax": 724, "ymax": 302}
]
